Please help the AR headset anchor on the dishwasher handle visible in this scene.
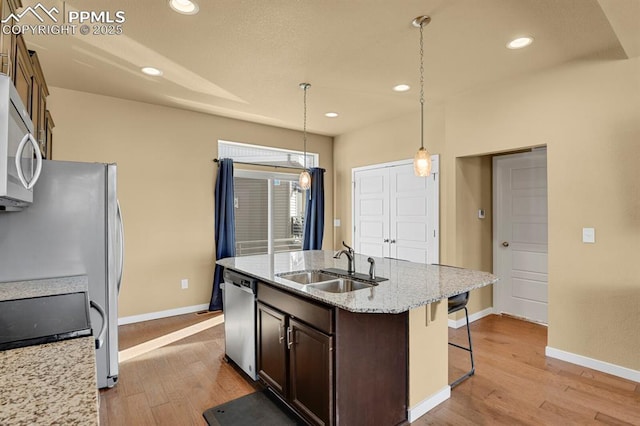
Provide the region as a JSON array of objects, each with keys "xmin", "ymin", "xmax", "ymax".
[{"xmin": 227, "ymin": 280, "xmax": 256, "ymax": 295}]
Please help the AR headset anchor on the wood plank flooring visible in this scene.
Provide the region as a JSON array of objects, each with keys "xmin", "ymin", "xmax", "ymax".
[
  {"xmin": 99, "ymin": 312, "xmax": 259, "ymax": 425},
  {"xmin": 417, "ymin": 315, "xmax": 640, "ymax": 425},
  {"xmin": 100, "ymin": 313, "xmax": 640, "ymax": 425}
]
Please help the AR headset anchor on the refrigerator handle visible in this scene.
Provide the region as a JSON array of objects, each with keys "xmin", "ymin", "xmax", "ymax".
[
  {"xmin": 15, "ymin": 133, "xmax": 43, "ymax": 189},
  {"xmin": 90, "ymin": 300, "xmax": 107, "ymax": 350},
  {"xmin": 116, "ymin": 200, "xmax": 125, "ymax": 294}
]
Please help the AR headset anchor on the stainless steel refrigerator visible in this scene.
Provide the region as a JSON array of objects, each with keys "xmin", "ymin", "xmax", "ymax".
[{"xmin": 0, "ymin": 160, "xmax": 124, "ymax": 388}]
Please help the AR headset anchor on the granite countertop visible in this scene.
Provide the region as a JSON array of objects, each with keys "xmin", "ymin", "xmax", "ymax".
[
  {"xmin": 0, "ymin": 275, "xmax": 99, "ymax": 425},
  {"xmin": 217, "ymin": 250, "xmax": 498, "ymax": 313},
  {"xmin": 0, "ymin": 337, "xmax": 99, "ymax": 426},
  {"xmin": 0, "ymin": 275, "xmax": 89, "ymax": 301}
]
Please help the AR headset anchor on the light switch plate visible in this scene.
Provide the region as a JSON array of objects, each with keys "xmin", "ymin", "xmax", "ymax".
[
  {"xmin": 582, "ymin": 227, "xmax": 595, "ymax": 243},
  {"xmin": 478, "ymin": 209, "xmax": 485, "ymax": 219},
  {"xmin": 334, "ymin": 219, "xmax": 341, "ymax": 227}
]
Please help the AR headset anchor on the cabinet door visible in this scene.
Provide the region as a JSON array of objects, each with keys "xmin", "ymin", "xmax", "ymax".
[
  {"xmin": 257, "ymin": 302, "xmax": 287, "ymax": 397},
  {"xmin": 289, "ymin": 318, "xmax": 333, "ymax": 426},
  {"xmin": 13, "ymin": 36, "xmax": 33, "ymax": 114},
  {"xmin": 0, "ymin": 0, "xmax": 17, "ymax": 77},
  {"xmin": 45, "ymin": 110, "xmax": 54, "ymax": 160}
]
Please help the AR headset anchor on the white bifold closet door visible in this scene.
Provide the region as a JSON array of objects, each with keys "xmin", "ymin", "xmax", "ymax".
[{"xmin": 353, "ymin": 158, "xmax": 439, "ymax": 264}]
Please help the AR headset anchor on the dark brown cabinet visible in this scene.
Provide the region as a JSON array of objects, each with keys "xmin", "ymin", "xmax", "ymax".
[
  {"xmin": 289, "ymin": 318, "xmax": 333, "ymax": 425},
  {"xmin": 256, "ymin": 280, "xmax": 408, "ymax": 426},
  {"xmin": 257, "ymin": 283, "xmax": 334, "ymax": 426},
  {"xmin": 257, "ymin": 302, "xmax": 287, "ymax": 395}
]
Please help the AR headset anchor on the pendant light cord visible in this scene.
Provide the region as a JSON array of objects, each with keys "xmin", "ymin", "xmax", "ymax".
[
  {"xmin": 419, "ymin": 22, "xmax": 425, "ymax": 150},
  {"xmin": 303, "ymin": 84, "xmax": 308, "ymax": 169}
]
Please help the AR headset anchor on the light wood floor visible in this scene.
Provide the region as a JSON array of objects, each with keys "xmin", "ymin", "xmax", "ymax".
[{"xmin": 100, "ymin": 313, "xmax": 640, "ymax": 425}]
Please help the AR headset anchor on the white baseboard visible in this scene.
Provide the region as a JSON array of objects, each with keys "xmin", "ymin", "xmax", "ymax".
[
  {"xmin": 118, "ymin": 303, "xmax": 211, "ymax": 325},
  {"xmin": 448, "ymin": 307, "xmax": 494, "ymax": 329},
  {"xmin": 545, "ymin": 346, "xmax": 640, "ymax": 383},
  {"xmin": 407, "ymin": 386, "xmax": 451, "ymax": 423}
]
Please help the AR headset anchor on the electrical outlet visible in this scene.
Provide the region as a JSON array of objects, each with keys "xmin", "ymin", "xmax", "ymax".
[{"xmin": 181, "ymin": 279, "xmax": 189, "ymax": 289}]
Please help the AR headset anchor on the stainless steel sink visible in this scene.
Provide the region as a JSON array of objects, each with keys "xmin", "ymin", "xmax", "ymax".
[
  {"xmin": 277, "ymin": 270, "xmax": 376, "ymax": 293},
  {"xmin": 307, "ymin": 279, "xmax": 374, "ymax": 293},
  {"xmin": 277, "ymin": 270, "xmax": 339, "ymax": 285}
]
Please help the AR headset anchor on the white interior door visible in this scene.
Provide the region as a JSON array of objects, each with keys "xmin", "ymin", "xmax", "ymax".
[
  {"xmin": 494, "ymin": 150, "xmax": 548, "ymax": 323},
  {"xmin": 389, "ymin": 163, "xmax": 438, "ymax": 263},
  {"xmin": 354, "ymin": 158, "xmax": 439, "ymax": 264},
  {"xmin": 353, "ymin": 168, "xmax": 389, "ymax": 258}
]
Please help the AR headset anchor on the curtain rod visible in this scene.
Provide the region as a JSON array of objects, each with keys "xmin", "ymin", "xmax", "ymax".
[{"xmin": 213, "ymin": 158, "xmax": 306, "ymax": 171}]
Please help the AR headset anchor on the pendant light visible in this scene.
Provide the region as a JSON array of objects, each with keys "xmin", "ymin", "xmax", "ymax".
[
  {"xmin": 299, "ymin": 83, "xmax": 312, "ymax": 190},
  {"xmin": 412, "ymin": 15, "xmax": 432, "ymax": 177}
]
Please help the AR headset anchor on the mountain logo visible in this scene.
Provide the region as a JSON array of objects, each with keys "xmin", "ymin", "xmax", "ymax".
[{"xmin": 1, "ymin": 3, "xmax": 59, "ymax": 24}]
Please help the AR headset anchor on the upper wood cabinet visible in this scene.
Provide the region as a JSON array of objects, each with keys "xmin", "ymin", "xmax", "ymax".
[
  {"xmin": 13, "ymin": 33, "xmax": 33, "ymax": 115},
  {"xmin": 0, "ymin": 0, "xmax": 54, "ymax": 159},
  {"xmin": 0, "ymin": 0, "xmax": 20, "ymax": 77},
  {"xmin": 45, "ymin": 110, "xmax": 54, "ymax": 159},
  {"xmin": 29, "ymin": 50, "xmax": 49, "ymax": 157}
]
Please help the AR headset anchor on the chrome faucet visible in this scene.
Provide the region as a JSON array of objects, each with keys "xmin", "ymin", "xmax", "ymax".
[{"xmin": 334, "ymin": 241, "xmax": 355, "ymax": 274}]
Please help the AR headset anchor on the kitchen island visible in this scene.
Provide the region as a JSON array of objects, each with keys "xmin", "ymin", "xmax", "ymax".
[{"xmin": 218, "ymin": 250, "xmax": 498, "ymax": 425}]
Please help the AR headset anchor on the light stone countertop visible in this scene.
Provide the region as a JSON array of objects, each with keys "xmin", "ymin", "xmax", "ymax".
[
  {"xmin": 0, "ymin": 275, "xmax": 89, "ymax": 301},
  {"xmin": 217, "ymin": 250, "xmax": 498, "ymax": 313},
  {"xmin": 0, "ymin": 337, "xmax": 99, "ymax": 426},
  {"xmin": 0, "ymin": 275, "xmax": 98, "ymax": 425}
]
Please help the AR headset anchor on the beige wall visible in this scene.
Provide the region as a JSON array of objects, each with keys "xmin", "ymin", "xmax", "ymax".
[
  {"xmin": 335, "ymin": 55, "xmax": 640, "ymax": 377},
  {"xmin": 453, "ymin": 156, "xmax": 494, "ymax": 319},
  {"xmin": 48, "ymin": 88, "xmax": 334, "ymax": 318},
  {"xmin": 446, "ymin": 56, "xmax": 640, "ymax": 370}
]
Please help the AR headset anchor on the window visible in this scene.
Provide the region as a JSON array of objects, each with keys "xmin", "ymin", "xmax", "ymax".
[
  {"xmin": 218, "ymin": 140, "xmax": 319, "ymax": 256},
  {"xmin": 234, "ymin": 171, "xmax": 306, "ymax": 255}
]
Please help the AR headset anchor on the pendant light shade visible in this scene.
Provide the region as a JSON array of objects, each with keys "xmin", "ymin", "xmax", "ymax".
[
  {"xmin": 412, "ymin": 15, "xmax": 432, "ymax": 177},
  {"xmin": 299, "ymin": 83, "xmax": 312, "ymax": 190},
  {"xmin": 414, "ymin": 147, "xmax": 432, "ymax": 176},
  {"xmin": 299, "ymin": 170, "xmax": 311, "ymax": 189}
]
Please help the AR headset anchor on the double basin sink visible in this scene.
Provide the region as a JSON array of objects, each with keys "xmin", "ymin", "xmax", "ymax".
[{"xmin": 277, "ymin": 269, "xmax": 379, "ymax": 293}]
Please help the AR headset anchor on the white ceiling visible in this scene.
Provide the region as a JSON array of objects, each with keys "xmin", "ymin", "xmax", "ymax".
[{"xmin": 21, "ymin": 0, "xmax": 637, "ymax": 136}]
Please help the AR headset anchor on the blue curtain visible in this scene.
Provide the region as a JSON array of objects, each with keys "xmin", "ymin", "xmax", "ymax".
[
  {"xmin": 210, "ymin": 159, "xmax": 235, "ymax": 311},
  {"xmin": 303, "ymin": 167, "xmax": 326, "ymax": 250}
]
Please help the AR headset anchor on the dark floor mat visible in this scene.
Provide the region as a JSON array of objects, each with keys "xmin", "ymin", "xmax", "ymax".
[{"xmin": 203, "ymin": 389, "xmax": 306, "ymax": 426}]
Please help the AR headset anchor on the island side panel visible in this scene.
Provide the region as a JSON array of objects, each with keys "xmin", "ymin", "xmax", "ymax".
[
  {"xmin": 335, "ymin": 308, "xmax": 408, "ymax": 426},
  {"xmin": 408, "ymin": 301, "xmax": 449, "ymax": 411}
]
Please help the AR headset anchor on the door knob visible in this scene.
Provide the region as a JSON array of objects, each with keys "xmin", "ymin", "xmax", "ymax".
[{"xmin": 502, "ymin": 241, "xmax": 510, "ymax": 247}]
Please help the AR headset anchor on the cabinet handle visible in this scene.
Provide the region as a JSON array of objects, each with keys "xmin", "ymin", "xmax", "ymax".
[
  {"xmin": 383, "ymin": 239, "xmax": 389, "ymax": 243},
  {"xmin": 278, "ymin": 324, "xmax": 284, "ymax": 344},
  {"xmin": 287, "ymin": 326, "xmax": 293, "ymax": 349},
  {"xmin": 390, "ymin": 239, "xmax": 396, "ymax": 244}
]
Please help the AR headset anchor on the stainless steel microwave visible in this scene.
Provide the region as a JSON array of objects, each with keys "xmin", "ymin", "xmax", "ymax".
[{"xmin": 0, "ymin": 74, "xmax": 42, "ymax": 211}]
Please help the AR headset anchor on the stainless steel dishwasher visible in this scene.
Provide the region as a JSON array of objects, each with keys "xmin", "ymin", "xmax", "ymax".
[{"xmin": 222, "ymin": 269, "xmax": 258, "ymax": 380}]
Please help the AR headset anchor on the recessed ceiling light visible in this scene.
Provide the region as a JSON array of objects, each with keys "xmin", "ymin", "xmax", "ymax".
[
  {"xmin": 141, "ymin": 66, "xmax": 163, "ymax": 76},
  {"xmin": 507, "ymin": 36, "xmax": 533, "ymax": 50},
  {"xmin": 325, "ymin": 112, "xmax": 339, "ymax": 118},
  {"xmin": 169, "ymin": 0, "xmax": 199, "ymax": 15},
  {"xmin": 393, "ymin": 84, "xmax": 411, "ymax": 92}
]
